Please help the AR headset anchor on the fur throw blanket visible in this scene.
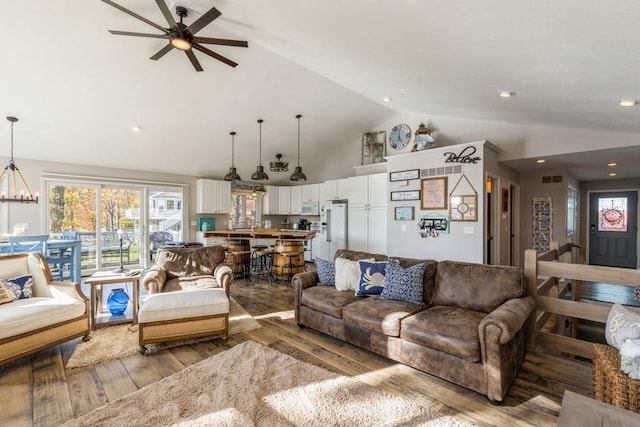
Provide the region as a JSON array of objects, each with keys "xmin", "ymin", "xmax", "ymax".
[{"xmin": 618, "ymin": 327, "xmax": 640, "ymax": 379}]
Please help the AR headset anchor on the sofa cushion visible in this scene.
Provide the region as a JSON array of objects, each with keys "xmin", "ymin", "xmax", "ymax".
[
  {"xmin": 1, "ymin": 274, "xmax": 34, "ymax": 299},
  {"xmin": 606, "ymin": 303, "xmax": 640, "ymax": 349},
  {"xmin": 301, "ymin": 286, "xmax": 363, "ymax": 318},
  {"xmin": 432, "ymin": 261, "xmax": 524, "ymax": 313},
  {"xmin": 0, "ymin": 284, "xmax": 16, "ymax": 305},
  {"xmin": 355, "ymin": 261, "xmax": 387, "ymax": 296},
  {"xmin": 315, "ymin": 257, "xmax": 335, "ymax": 285},
  {"xmin": 163, "ymin": 276, "xmax": 220, "ymax": 293},
  {"xmin": 400, "ymin": 306, "xmax": 486, "ymax": 362},
  {"xmin": 343, "ymin": 296, "xmax": 425, "ymax": 337},
  {"xmin": 392, "ymin": 258, "xmax": 438, "ymax": 305},
  {"xmin": 139, "ymin": 288, "xmax": 229, "ymax": 323},
  {"xmin": 335, "ymin": 258, "xmax": 373, "ymax": 291},
  {"xmin": 380, "ymin": 261, "xmax": 426, "ymax": 305},
  {"xmin": 0, "ymin": 297, "xmax": 87, "ymax": 339},
  {"xmin": 155, "ymin": 246, "xmax": 226, "ymax": 278}
]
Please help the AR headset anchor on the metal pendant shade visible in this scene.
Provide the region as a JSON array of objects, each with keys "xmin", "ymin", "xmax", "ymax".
[
  {"xmin": 223, "ymin": 131, "xmax": 242, "ymax": 181},
  {"xmin": 0, "ymin": 116, "xmax": 39, "ymax": 203},
  {"xmin": 251, "ymin": 119, "xmax": 269, "ymax": 181},
  {"xmin": 290, "ymin": 114, "xmax": 307, "ymax": 182}
]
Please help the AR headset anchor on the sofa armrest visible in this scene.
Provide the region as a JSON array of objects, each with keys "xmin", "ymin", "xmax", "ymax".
[
  {"xmin": 48, "ymin": 281, "xmax": 89, "ymax": 303},
  {"xmin": 141, "ymin": 265, "xmax": 168, "ymax": 294},
  {"xmin": 214, "ymin": 263, "xmax": 233, "ymax": 296},
  {"xmin": 292, "ymin": 271, "xmax": 319, "ymax": 325},
  {"xmin": 479, "ymin": 295, "xmax": 535, "ymax": 402}
]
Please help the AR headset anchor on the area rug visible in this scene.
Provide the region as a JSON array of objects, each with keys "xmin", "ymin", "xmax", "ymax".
[
  {"xmin": 62, "ymin": 340, "xmax": 475, "ymax": 427},
  {"xmin": 66, "ymin": 297, "xmax": 261, "ymax": 368}
]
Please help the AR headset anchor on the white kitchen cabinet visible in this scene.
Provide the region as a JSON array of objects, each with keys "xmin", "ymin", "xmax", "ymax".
[
  {"xmin": 196, "ymin": 179, "xmax": 230, "ymax": 214},
  {"xmin": 263, "ymin": 185, "xmax": 279, "ymax": 215},
  {"xmin": 347, "ymin": 173, "xmax": 387, "ymax": 253},
  {"xmin": 278, "ymin": 187, "xmax": 291, "ymax": 214},
  {"xmin": 301, "ymin": 183, "xmax": 320, "ymax": 202},
  {"xmin": 290, "ymin": 186, "xmax": 302, "ymax": 215},
  {"xmin": 196, "ymin": 232, "xmax": 226, "ymax": 247},
  {"xmin": 322, "ymin": 178, "xmax": 350, "ymax": 201}
]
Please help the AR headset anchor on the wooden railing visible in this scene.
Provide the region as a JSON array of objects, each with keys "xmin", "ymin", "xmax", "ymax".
[{"xmin": 524, "ymin": 243, "xmax": 640, "ymax": 360}]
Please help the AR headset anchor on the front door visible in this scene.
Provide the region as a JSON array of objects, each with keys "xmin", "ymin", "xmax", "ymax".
[{"xmin": 589, "ymin": 191, "xmax": 638, "ymax": 268}]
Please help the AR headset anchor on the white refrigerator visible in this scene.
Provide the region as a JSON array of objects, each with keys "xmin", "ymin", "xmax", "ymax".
[{"xmin": 316, "ymin": 201, "xmax": 348, "ymax": 260}]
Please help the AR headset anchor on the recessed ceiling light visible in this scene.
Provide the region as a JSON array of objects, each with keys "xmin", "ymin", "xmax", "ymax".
[
  {"xmin": 536, "ymin": 159, "xmax": 545, "ymax": 163},
  {"xmin": 619, "ymin": 99, "xmax": 637, "ymax": 107},
  {"xmin": 500, "ymin": 91, "xmax": 516, "ymax": 98},
  {"xmin": 608, "ymin": 162, "xmax": 617, "ymax": 167},
  {"xmin": 609, "ymin": 172, "xmax": 617, "ymax": 177},
  {"xmin": 132, "ymin": 126, "xmax": 142, "ymax": 132},
  {"xmin": 383, "ymin": 97, "xmax": 392, "ymax": 102}
]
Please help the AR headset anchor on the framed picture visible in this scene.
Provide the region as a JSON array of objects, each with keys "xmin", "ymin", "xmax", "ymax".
[
  {"xmin": 420, "ymin": 177, "xmax": 447, "ymax": 210},
  {"xmin": 390, "ymin": 169, "xmax": 420, "ymax": 182},
  {"xmin": 390, "ymin": 190, "xmax": 420, "ymax": 201},
  {"xmin": 394, "ymin": 206, "xmax": 415, "ymax": 221},
  {"xmin": 450, "ymin": 194, "xmax": 478, "ymax": 221}
]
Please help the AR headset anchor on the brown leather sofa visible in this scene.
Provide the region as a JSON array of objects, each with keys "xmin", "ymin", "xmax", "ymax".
[{"xmin": 293, "ymin": 249, "xmax": 535, "ymax": 403}]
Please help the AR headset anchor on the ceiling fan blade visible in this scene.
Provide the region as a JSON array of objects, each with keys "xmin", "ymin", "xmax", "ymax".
[
  {"xmin": 193, "ymin": 37, "xmax": 248, "ymax": 48},
  {"xmin": 185, "ymin": 50, "xmax": 204, "ymax": 72},
  {"xmin": 109, "ymin": 30, "xmax": 169, "ymax": 39},
  {"xmin": 101, "ymin": 0, "xmax": 169, "ymax": 34},
  {"xmin": 192, "ymin": 44, "xmax": 238, "ymax": 68},
  {"xmin": 155, "ymin": 0, "xmax": 179, "ymax": 30},
  {"xmin": 186, "ymin": 7, "xmax": 222, "ymax": 35},
  {"xmin": 150, "ymin": 44, "xmax": 174, "ymax": 61}
]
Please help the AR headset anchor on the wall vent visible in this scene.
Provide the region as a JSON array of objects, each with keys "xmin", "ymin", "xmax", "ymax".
[
  {"xmin": 541, "ymin": 175, "xmax": 563, "ymax": 184},
  {"xmin": 421, "ymin": 165, "xmax": 463, "ymax": 177}
]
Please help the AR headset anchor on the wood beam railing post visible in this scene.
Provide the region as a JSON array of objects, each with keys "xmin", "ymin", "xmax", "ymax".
[{"xmin": 524, "ymin": 249, "xmax": 540, "ymax": 349}]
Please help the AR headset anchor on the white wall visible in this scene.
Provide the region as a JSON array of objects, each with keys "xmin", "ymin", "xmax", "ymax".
[{"xmin": 385, "ymin": 141, "xmax": 495, "ymax": 263}]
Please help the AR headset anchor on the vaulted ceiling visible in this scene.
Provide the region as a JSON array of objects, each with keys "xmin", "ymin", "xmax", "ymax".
[{"xmin": 3, "ymin": 1, "xmax": 640, "ymax": 183}]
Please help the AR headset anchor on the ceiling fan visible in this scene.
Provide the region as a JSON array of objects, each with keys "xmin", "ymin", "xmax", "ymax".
[{"xmin": 101, "ymin": 0, "xmax": 248, "ymax": 71}]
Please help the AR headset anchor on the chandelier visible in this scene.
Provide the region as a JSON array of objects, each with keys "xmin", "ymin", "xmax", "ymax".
[{"xmin": 0, "ymin": 116, "xmax": 39, "ymax": 203}]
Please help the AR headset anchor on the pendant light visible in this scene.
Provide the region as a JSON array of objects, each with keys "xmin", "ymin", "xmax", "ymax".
[
  {"xmin": 251, "ymin": 119, "xmax": 269, "ymax": 181},
  {"xmin": 0, "ymin": 116, "xmax": 39, "ymax": 203},
  {"xmin": 223, "ymin": 131, "xmax": 242, "ymax": 181},
  {"xmin": 290, "ymin": 114, "xmax": 307, "ymax": 182}
]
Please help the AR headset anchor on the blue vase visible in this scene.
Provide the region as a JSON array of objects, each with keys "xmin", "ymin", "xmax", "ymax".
[{"xmin": 107, "ymin": 288, "xmax": 129, "ymax": 315}]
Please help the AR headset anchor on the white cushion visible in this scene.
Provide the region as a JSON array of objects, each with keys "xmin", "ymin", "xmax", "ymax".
[
  {"xmin": 139, "ymin": 288, "xmax": 229, "ymax": 323},
  {"xmin": 335, "ymin": 258, "xmax": 373, "ymax": 291},
  {"xmin": 0, "ymin": 297, "xmax": 86, "ymax": 339}
]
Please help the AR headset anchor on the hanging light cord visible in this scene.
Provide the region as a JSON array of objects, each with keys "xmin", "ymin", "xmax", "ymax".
[
  {"xmin": 231, "ymin": 132, "xmax": 236, "ymax": 167},
  {"xmin": 258, "ymin": 119, "xmax": 263, "ymax": 166},
  {"xmin": 296, "ymin": 114, "xmax": 301, "ymax": 166},
  {"xmin": 9, "ymin": 120, "xmax": 14, "ymax": 162}
]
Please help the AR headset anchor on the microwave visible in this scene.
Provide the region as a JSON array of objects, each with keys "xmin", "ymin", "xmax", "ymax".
[{"xmin": 301, "ymin": 201, "xmax": 319, "ymax": 215}]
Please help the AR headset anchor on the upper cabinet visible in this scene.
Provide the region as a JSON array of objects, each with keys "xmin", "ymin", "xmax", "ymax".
[
  {"xmin": 196, "ymin": 179, "xmax": 231, "ymax": 214},
  {"xmin": 290, "ymin": 186, "xmax": 302, "ymax": 215},
  {"xmin": 263, "ymin": 185, "xmax": 279, "ymax": 215},
  {"xmin": 301, "ymin": 183, "xmax": 320, "ymax": 203},
  {"xmin": 322, "ymin": 179, "xmax": 349, "ymax": 201},
  {"xmin": 277, "ymin": 186, "xmax": 302, "ymax": 215},
  {"xmin": 347, "ymin": 173, "xmax": 387, "ymax": 208}
]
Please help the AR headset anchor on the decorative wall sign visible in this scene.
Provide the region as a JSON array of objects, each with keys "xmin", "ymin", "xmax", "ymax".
[
  {"xmin": 443, "ymin": 146, "xmax": 481, "ymax": 164},
  {"xmin": 391, "ymin": 190, "xmax": 420, "ymax": 201},
  {"xmin": 417, "ymin": 213, "xmax": 449, "ymax": 238},
  {"xmin": 449, "ymin": 173, "xmax": 478, "ymax": 222},
  {"xmin": 390, "ymin": 169, "xmax": 420, "ymax": 182},
  {"xmin": 502, "ymin": 188, "xmax": 509, "ymax": 213},
  {"xmin": 420, "ymin": 177, "xmax": 447, "ymax": 210},
  {"xmin": 394, "ymin": 206, "xmax": 415, "ymax": 221}
]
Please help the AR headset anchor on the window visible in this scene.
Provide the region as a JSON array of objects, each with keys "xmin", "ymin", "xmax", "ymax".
[
  {"xmin": 229, "ymin": 191, "xmax": 262, "ymax": 228},
  {"xmin": 567, "ymin": 186, "xmax": 578, "ymax": 237},
  {"xmin": 598, "ymin": 197, "xmax": 627, "ymax": 232}
]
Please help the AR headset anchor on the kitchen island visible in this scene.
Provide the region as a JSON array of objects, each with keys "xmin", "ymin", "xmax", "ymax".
[{"xmin": 202, "ymin": 229, "xmax": 316, "ymax": 241}]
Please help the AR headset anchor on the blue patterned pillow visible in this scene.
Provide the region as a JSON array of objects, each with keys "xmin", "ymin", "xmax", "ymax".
[
  {"xmin": 380, "ymin": 261, "xmax": 426, "ymax": 305},
  {"xmin": 355, "ymin": 261, "xmax": 387, "ymax": 296},
  {"xmin": 315, "ymin": 257, "xmax": 335, "ymax": 285},
  {"xmin": 1, "ymin": 274, "xmax": 34, "ymax": 299}
]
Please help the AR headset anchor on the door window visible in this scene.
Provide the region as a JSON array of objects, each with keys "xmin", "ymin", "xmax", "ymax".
[{"xmin": 598, "ymin": 197, "xmax": 627, "ymax": 232}]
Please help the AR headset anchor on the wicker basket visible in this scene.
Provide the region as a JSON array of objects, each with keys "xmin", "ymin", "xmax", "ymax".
[{"xmin": 592, "ymin": 343, "xmax": 640, "ymax": 413}]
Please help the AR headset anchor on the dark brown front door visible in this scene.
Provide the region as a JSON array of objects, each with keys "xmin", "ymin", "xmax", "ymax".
[{"xmin": 589, "ymin": 191, "xmax": 638, "ymax": 268}]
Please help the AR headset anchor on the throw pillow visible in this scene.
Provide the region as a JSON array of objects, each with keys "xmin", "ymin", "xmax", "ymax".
[
  {"xmin": 315, "ymin": 257, "xmax": 335, "ymax": 285},
  {"xmin": 606, "ymin": 303, "xmax": 640, "ymax": 349},
  {"xmin": 380, "ymin": 260, "xmax": 426, "ymax": 305},
  {"xmin": 0, "ymin": 283, "xmax": 16, "ymax": 305},
  {"xmin": 1, "ymin": 274, "xmax": 34, "ymax": 300},
  {"xmin": 355, "ymin": 261, "xmax": 387, "ymax": 296},
  {"xmin": 335, "ymin": 258, "xmax": 373, "ymax": 291}
]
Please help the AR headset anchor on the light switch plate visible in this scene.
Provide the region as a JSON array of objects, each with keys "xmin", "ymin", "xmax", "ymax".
[
  {"xmin": 464, "ymin": 226, "xmax": 475, "ymax": 234},
  {"xmin": 400, "ymin": 224, "xmax": 407, "ymax": 231}
]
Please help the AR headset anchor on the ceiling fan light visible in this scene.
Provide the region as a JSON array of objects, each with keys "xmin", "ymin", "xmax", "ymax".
[
  {"xmin": 251, "ymin": 165, "xmax": 269, "ymax": 181},
  {"xmin": 290, "ymin": 166, "xmax": 307, "ymax": 182},
  {"xmin": 170, "ymin": 37, "xmax": 192, "ymax": 50}
]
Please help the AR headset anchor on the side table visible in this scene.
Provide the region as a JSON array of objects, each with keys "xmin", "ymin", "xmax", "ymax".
[{"xmin": 84, "ymin": 270, "xmax": 141, "ymax": 330}]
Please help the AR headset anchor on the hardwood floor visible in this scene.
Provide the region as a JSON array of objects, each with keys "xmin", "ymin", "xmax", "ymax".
[{"xmin": 0, "ymin": 281, "xmax": 593, "ymax": 426}]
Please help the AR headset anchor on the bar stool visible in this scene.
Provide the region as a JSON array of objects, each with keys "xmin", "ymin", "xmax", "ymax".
[
  {"xmin": 274, "ymin": 241, "xmax": 305, "ymax": 285},
  {"xmin": 250, "ymin": 246, "xmax": 275, "ymax": 284},
  {"xmin": 225, "ymin": 240, "xmax": 252, "ymax": 285}
]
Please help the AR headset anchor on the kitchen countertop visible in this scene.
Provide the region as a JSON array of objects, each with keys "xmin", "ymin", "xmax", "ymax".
[{"xmin": 202, "ymin": 229, "xmax": 316, "ymax": 241}]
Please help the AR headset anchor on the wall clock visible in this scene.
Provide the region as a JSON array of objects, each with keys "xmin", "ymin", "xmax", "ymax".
[{"xmin": 389, "ymin": 123, "xmax": 411, "ymax": 150}]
